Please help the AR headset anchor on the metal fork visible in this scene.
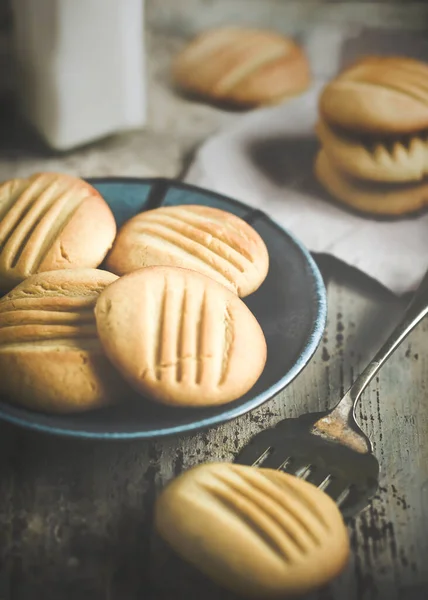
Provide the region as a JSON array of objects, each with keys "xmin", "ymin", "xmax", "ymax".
[{"xmin": 235, "ymin": 268, "xmax": 428, "ymax": 519}]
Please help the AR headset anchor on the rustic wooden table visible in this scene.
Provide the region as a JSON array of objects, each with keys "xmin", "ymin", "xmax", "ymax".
[
  {"xmin": 0, "ymin": 3, "xmax": 428, "ymax": 598},
  {"xmin": 0, "ymin": 258, "xmax": 427, "ymax": 600}
]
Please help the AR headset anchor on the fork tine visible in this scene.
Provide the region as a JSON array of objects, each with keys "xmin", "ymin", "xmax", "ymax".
[
  {"xmin": 318, "ymin": 473, "xmax": 334, "ymax": 492},
  {"xmin": 236, "ymin": 441, "xmax": 274, "ymax": 466},
  {"xmin": 320, "ymin": 477, "xmax": 351, "ymax": 506},
  {"xmin": 293, "ymin": 463, "xmax": 313, "ymax": 480},
  {"xmin": 249, "ymin": 447, "xmax": 274, "ymax": 467},
  {"xmin": 280, "ymin": 457, "xmax": 313, "ymax": 478},
  {"xmin": 303, "ymin": 466, "xmax": 352, "ymax": 506},
  {"xmin": 253, "ymin": 448, "xmax": 291, "ymax": 470},
  {"xmin": 276, "ymin": 457, "xmax": 292, "ymax": 471},
  {"xmin": 305, "ymin": 468, "xmax": 334, "ymax": 491},
  {"xmin": 335, "ymin": 486, "xmax": 351, "ymax": 508}
]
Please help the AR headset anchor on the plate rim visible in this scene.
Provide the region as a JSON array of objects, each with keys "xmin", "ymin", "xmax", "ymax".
[{"xmin": 0, "ymin": 177, "xmax": 327, "ymax": 440}]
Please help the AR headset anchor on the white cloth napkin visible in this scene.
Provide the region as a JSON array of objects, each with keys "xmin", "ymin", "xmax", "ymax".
[{"xmin": 184, "ymin": 29, "xmax": 428, "ymax": 296}]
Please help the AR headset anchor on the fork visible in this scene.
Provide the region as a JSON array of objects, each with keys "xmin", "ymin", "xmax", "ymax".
[{"xmin": 235, "ymin": 268, "xmax": 428, "ymax": 519}]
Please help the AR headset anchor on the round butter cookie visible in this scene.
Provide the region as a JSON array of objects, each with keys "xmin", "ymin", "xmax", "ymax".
[
  {"xmin": 0, "ymin": 269, "xmax": 131, "ymax": 413},
  {"xmin": 155, "ymin": 462, "xmax": 350, "ymax": 598},
  {"xmin": 95, "ymin": 266, "xmax": 267, "ymax": 407},
  {"xmin": 172, "ymin": 26, "xmax": 311, "ymax": 107},
  {"xmin": 105, "ymin": 204, "xmax": 269, "ymax": 297},
  {"xmin": 315, "ymin": 150, "xmax": 428, "ymax": 216},
  {"xmin": 316, "ymin": 119, "xmax": 428, "ymax": 183},
  {"xmin": 319, "ymin": 55, "xmax": 428, "ymax": 135},
  {"xmin": 0, "ymin": 172, "xmax": 117, "ymax": 292}
]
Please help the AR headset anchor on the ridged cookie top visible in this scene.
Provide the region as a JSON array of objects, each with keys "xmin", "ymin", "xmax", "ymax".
[
  {"xmin": 155, "ymin": 463, "xmax": 350, "ymax": 597},
  {"xmin": 105, "ymin": 204, "xmax": 269, "ymax": 297},
  {"xmin": 0, "ymin": 172, "xmax": 117, "ymax": 291},
  {"xmin": 94, "ymin": 266, "xmax": 267, "ymax": 406},
  {"xmin": 0, "ymin": 269, "xmax": 117, "ymax": 350},
  {"xmin": 319, "ymin": 56, "xmax": 428, "ymax": 134},
  {"xmin": 172, "ymin": 27, "xmax": 311, "ymax": 106}
]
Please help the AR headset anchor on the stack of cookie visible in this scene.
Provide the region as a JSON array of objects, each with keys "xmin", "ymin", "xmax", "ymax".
[
  {"xmin": 0, "ymin": 173, "xmax": 269, "ymax": 414},
  {"xmin": 314, "ymin": 56, "xmax": 428, "ymax": 216}
]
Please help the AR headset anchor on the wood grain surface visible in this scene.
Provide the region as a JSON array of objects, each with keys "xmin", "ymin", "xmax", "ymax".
[
  {"xmin": 0, "ymin": 2, "xmax": 427, "ymax": 598},
  {"xmin": 0, "ymin": 259, "xmax": 427, "ymax": 600}
]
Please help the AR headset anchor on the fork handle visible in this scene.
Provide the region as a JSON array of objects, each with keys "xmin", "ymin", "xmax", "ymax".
[{"xmin": 334, "ymin": 267, "xmax": 428, "ymax": 416}]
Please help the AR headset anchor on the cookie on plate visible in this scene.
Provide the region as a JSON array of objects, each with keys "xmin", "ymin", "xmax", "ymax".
[
  {"xmin": 172, "ymin": 26, "xmax": 311, "ymax": 107},
  {"xmin": 155, "ymin": 462, "xmax": 350, "ymax": 597},
  {"xmin": 0, "ymin": 172, "xmax": 117, "ymax": 292},
  {"xmin": 95, "ymin": 266, "xmax": 267, "ymax": 407},
  {"xmin": 105, "ymin": 204, "xmax": 269, "ymax": 297},
  {"xmin": 315, "ymin": 150, "xmax": 428, "ymax": 216},
  {"xmin": 0, "ymin": 269, "xmax": 131, "ymax": 413}
]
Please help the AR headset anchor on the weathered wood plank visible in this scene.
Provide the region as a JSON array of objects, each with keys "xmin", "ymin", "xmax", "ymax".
[
  {"xmin": 0, "ymin": 3, "xmax": 427, "ymax": 598},
  {"xmin": 145, "ymin": 265, "xmax": 428, "ymax": 600},
  {"xmin": 0, "ymin": 260, "xmax": 427, "ymax": 600}
]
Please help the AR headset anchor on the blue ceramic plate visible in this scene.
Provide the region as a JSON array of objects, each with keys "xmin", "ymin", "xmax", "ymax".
[{"xmin": 0, "ymin": 178, "xmax": 327, "ymax": 440}]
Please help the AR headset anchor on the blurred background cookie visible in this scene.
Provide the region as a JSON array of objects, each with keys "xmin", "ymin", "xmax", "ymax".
[
  {"xmin": 105, "ymin": 204, "xmax": 269, "ymax": 297},
  {"xmin": 0, "ymin": 172, "xmax": 117, "ymax": 293},
  {"xmin": 95, "ymin": 266, "xmax": 267, "ymax": 407},
  {"xmin": 319, "ymin": 55, "xmax": 428, "ymax": 135},
  {"xmin": 315, "ymin": 151, "xmax": 428, "ymax": 216},
  {"xmin": 172, "ymin": 26, "xmax": 311, "ymax": 107},
  {"xmin": 0, "ymin": 269, "xmax": 131, "ymax": 413},
  {"xmin": 316, "ymin": 118, "xmax": 428, "ymax": 183},
  {"xmin": 315, "ymin": 55, "xmax": 428, "ymax": 215}
]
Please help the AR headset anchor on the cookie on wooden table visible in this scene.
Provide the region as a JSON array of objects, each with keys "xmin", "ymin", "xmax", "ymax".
[
  {"xmin": 155, "ymin": 462, "xmax": 350, "ymax": 598},
  {"xmin": 0, "ymin": 172, "xmax": 117, "ymax": 292},
  {"xmin": 0, "ymin": 269, "xmax": 131, "ymax": 413},
  {"xmin": 172, "ymin": 26, "xmax": 311, "ymax": 107},
  {"xmin": 95, "ymin": 266, "xmax": 267, "ymax": 407},
  {"xmin": 315, "ymin": 150, "xmax": 428, "ymax": 216},
  {"xmin": 105, "ymin": 204, "xmax": 269, "ymax": 297}
]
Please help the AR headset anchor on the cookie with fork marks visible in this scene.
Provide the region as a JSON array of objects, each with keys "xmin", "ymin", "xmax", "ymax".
[
  {"xmin": 172, "ymin": 26, "xmax": 311, "ymax": 107},
  {"xmin": 105, "ymin": 204, "xmax": 269, "ymax": 298},
  {"xmin": 155, "ymin": 462, "xmax": 350, "ymax": 597},
  {"xmin": 319, "ymin": 55, "xmax": 428, "ymax": 136},
  {"xmin": 317, "ymin": 56, "xmax": 428, "ymax": 183},
  {"xmin": 94, "ymin": 265, "xmax": 267, "ymax": 407},
  {"xmin": 0, "ymin": 172, "xmax": 116, "ymax": 292},
  {"xmin": 0, "ymin": 269, "xmax": 134, "ymax": 413}
]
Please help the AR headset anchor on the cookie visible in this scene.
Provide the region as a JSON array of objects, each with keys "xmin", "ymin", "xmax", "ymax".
[
  {"xmin": 155, "ymin": 462, "xmax": 350, "ymax": 598},
  {"xmin": 319, "ymin": 55, "xmax": 428, "ymax": 135},
  {"xmin": 0, "ymin": 269, "xmax": 131, "ymax": 413},
  {"xmin": 94, "ymin": 266, "xmax": 267, "ymax": 407},
  {"xmin": 315, "ymin": 150, "xmax": 428, "ymax": 216},
  {"xmin": 105, "ymin": 204, "xmax": 269, "ymax": 297},
  {"xmin": 316, "ymin": 118, "xmax": 428, "ymax": 183},
  {"xmin": 172, "ymin": 26, "xmax": 311, "ymax": 107},
  {"xmin": 0, "ymin": 172, "xmax": 117, "ymax": 292}
]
